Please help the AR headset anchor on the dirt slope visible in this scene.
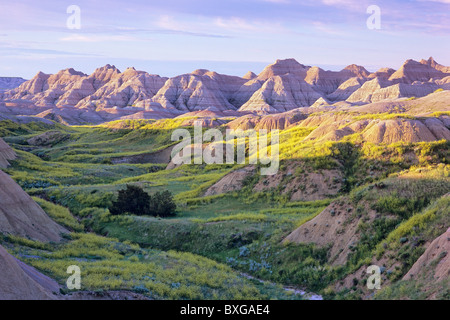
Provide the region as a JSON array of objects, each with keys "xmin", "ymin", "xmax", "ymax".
[
  {"xmin": 253, "ymin": 162, "xmax": 342, "ymax": 202},
  {"xmin": 283, "ymin": 199, "xmax": 367, "ymax": 265},
  {"xmin": 204, "ymin": 167, "xmax": 255, "ymax": 196},
  {"xmin": 361, "ymin": 119, "xmax": 442, "ymax": 144},
  {"xmin": 403, "ymin": 227, "xmax": 450, "ymax": 282},
  {"xmin": 300, "ymin": 114, "xmax": 450, "ymax": 144},
  {"xmin": 0, "ymin": 138, "xmax": 16, "ymax": 168},
  {"xmin": 111, "ymin": 145, "xmax": 175, "ymax": 165},
  {"xmin": 0, "ymin": 244, "xmax": 150, "ymax": 300},
  {"xmin": 0, "ymin": 170, "xmax": 68, "ymax": 242},
  {"xmin": 0, "ymin": 245, "xmax": 57, "ymax": 300},
  {"xmin": 27, "ymin": 131, "xmax": 70, "ymax": 146}
]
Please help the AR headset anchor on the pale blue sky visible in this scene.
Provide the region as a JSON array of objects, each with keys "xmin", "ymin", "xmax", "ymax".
[{"xmin": 0, "ymin": 0, "xmax": 449, "ymax": 79}]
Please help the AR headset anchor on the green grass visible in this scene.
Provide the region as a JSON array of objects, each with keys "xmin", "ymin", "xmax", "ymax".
[
  {"xmin": 5, "ymin": 233, "xmax": 304, "ymax": 300},
  {"xmin": 33, "ymin": 197, "xmax": 84, "ymax": 232},
  {"xmin": 1, "ymin": 117, "xmax": 449, "ymax": 300},
  {"xmin": 375, "ymin": 278, "xmax": 449, "ymax": 300}
]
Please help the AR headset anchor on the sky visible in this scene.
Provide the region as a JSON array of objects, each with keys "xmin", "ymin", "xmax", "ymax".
[{"xmin": 0, "ymin": 0, "xmax": 449, "ymax": 79}]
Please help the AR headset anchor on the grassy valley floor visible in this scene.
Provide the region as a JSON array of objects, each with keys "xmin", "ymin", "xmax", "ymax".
[{"xmin": 0, "ymin": 115, "xmax": 448, "ymax": 300}]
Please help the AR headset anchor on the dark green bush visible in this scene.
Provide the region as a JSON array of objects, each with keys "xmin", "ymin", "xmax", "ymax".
[
  {"xmin": 110, "ymin": 185, "xmax": 176, "ymax": 217},
  {"xmin": 110, "ymin": 185, "xmax": 151, "ymax": 216},
  {"xmin": 149, "ymin": 190, "xmax": 177, "ymax": 218}
]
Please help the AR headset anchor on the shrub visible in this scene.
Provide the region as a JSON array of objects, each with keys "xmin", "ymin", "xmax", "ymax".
[
  {"xmin": 110, "ymin": 185, "xmax": 152, "ymax": 216},
  {"xmin": 110, "ymin": 185, "xmax": 176, "ymax": 217},
  {"xmin": 374, "ymin": 193, "xmax": 430, "ymax": 219},
  {"xmin": 149, "ymin": 190, "xmax": 177, "ymax": 218}
]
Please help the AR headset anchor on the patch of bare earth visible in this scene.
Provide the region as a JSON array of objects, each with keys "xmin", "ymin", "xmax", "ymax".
[
  {"xmin": 27, "ymin": 131, "xmax": 70, "ymax": 147},
  {"xmin": 0, "ymin": 170, "xmax": 68, "ymax": 242},
  {"xmin": 253, "ymin": 162, "xmax": 342, "ymax": 201},
  {"xmin": 112, "ymin": 145, "xmax": 175, "ymax": 165},
  {"xmin": 284, "ymin": 199, "xmax": 357, "ymax": 265},
  {"xmin": 283, "ymin": 199, "xmax": 381, "ymax": 266},
  {"xmin": 403, "ymin": 227, "xmax": 450, "ymax": 283},
  {"xmin": 0, "ymin": 138, "xmax": 16, "ymax": 168},
  {"xmin": 204, "ymin": 166, "xmax": 255, "ymax": 196},
  {"xmin": 0, "ymin": 245, "xmax": 57, "ymax": 300}
]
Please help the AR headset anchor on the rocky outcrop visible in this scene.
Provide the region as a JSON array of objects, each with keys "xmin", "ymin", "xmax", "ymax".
[
  {"xmin": 361, "ymin": 119, "xmax": 447, "ymax": 144},
  {"xmin": 0, "ymin": 139, "xmax": 67, "ymax": 242},
  {"xmin": 3, "ymin": 66, "xmax": 167, "ymax": 111},
  {"xmin": 75, "ymin": 67, "xmax": 167, "ymax": 110},
  {"xmin": 231, "ymin": 78, "xmax": 264, "ymax": 108},
  {"xmin": 341, "ymin": 64, "xmax": 371, "ymax": 79},
  {"xmin": 179, "ymin": 117, "xmax": 228, "ymax": 128},
  {"xmin": 56, "ymin": 65, "xmax": 121, "ymax": 107},
  {"xmin": 301, "ymin": 113, "xmax": 353, "ymax": 142},
  {"xmin": 254, "ymin": 110, "xmax": 306, "ymax": 130},
  {"xmin": 243, "ymin": 71, "xmax": 257, "ymax": 80},
  {"xmin": 6, "ymin": 69, "xmax": 86, "ymax": 106},
  {"xmin": 238, "ymin": 74, "xmax": 323, "ymax": 113},
  {"xmin": 389, "ymin": 58, "xmax": 449, "ymax": 84},
  {"xmin": 347, "ymin": 78, "xmax": 391, "ymax": 103},
  {"xmin": 300, "ymin": 113, "xmax": 450, "ymax": 144},
  {"xmin": 305, "ymin": 67, "xmax": 344, "ymax": 95},
  {"xmin": 436, "ymin": 76, "xmax": 450, "ymax": 90},
  {"xmin": 328, "ymin": 77, "xmax": 366, "ymax": 101},
  {"xmin": 226, "ymin": 109, "xmax": 306, "ymax": 131},
  {"xmin": 0, "ymin": 77, "xmax": 27, "ymax": 94},
  {"xmin": 226, "ymin": 114, "xmax": 260, "ymax": 130},
  {"xmin": 239, "ymin": 59, "xmax": 373, "ymax": 112},
  {"xmin": 310, "ymin": 97, "xmax": 331, "ymax": 108},
  {"xmin": 305, "ymin": 64, "xmax": 369, "ymax": 96},
  {"xmin": 149, "ymin": 71, "xmax": 245, "ymax": 112},
  {"xmin": 370, "ymin": 82, "xmax": 437, "ymax": 102},
  {"xmin": 344, "ymin": 58, "xmax": 449, "ymax": 104},
  {"xmin": 2, "ymin": 58, "xmax": 450, "ymax": 123},
  {"xmin": 419, "ymin": 57, "xmax": 450, "ymax": 74},
  {"xmin": 368, "ymin": 67, "xmax": 396, "ymax": 80},
  {"xmin": 257, "ymin": 58, "xmax": 310, "ymax": 81}
]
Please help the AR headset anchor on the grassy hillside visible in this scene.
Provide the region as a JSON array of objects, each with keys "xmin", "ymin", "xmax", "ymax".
[{"xmin": 0, "ymin": 111, "xmax": 448, "ymax": 300}]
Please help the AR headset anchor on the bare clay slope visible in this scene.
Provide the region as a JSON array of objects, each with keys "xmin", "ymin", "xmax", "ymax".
[
  {"xmin": 0, "ymin": 138, "xmax": 16, "ymax": 168},
  {"xmin": 0, "ymin": 140, "xmax": 67, "ymax": 242},
  {"xmin": 0, "ymin": 139, "xmax": 62, "ymax": 299},
  {"xmin": 283, "ymin": 199, "xmax": 364, "ymax": 266},
  {"xmin": 0, "ymin": 245, "xmax": 58, "ymax": 300},
  {"xmin": 0, "ymin": 170, "xmax": 68, "ymax": 242},
  {"xmin": 403, "ymin": 227, "xmax": 450, "ymax": 283}
]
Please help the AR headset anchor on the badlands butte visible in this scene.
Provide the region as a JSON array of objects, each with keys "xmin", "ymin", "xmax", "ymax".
[
  {"xmin": 1, "ymin": 56, "xmax": 450, "ymax": 125},
  {"xmin": 0, "ymin": 57, "xmax": 449, "ymax": 300}
]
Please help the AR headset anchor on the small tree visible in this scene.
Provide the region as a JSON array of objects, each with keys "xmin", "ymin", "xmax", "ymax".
[
  {"xmin": 110, "ymin": 186, "xmax": 177, "ymax": 217},
  {"xmin": 149, "ymin": 190, "xmax": 177, "ymax": 217},
  {"xmin": 110, "ymin": 185, "xmax": 151, "ymax": 216}
]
